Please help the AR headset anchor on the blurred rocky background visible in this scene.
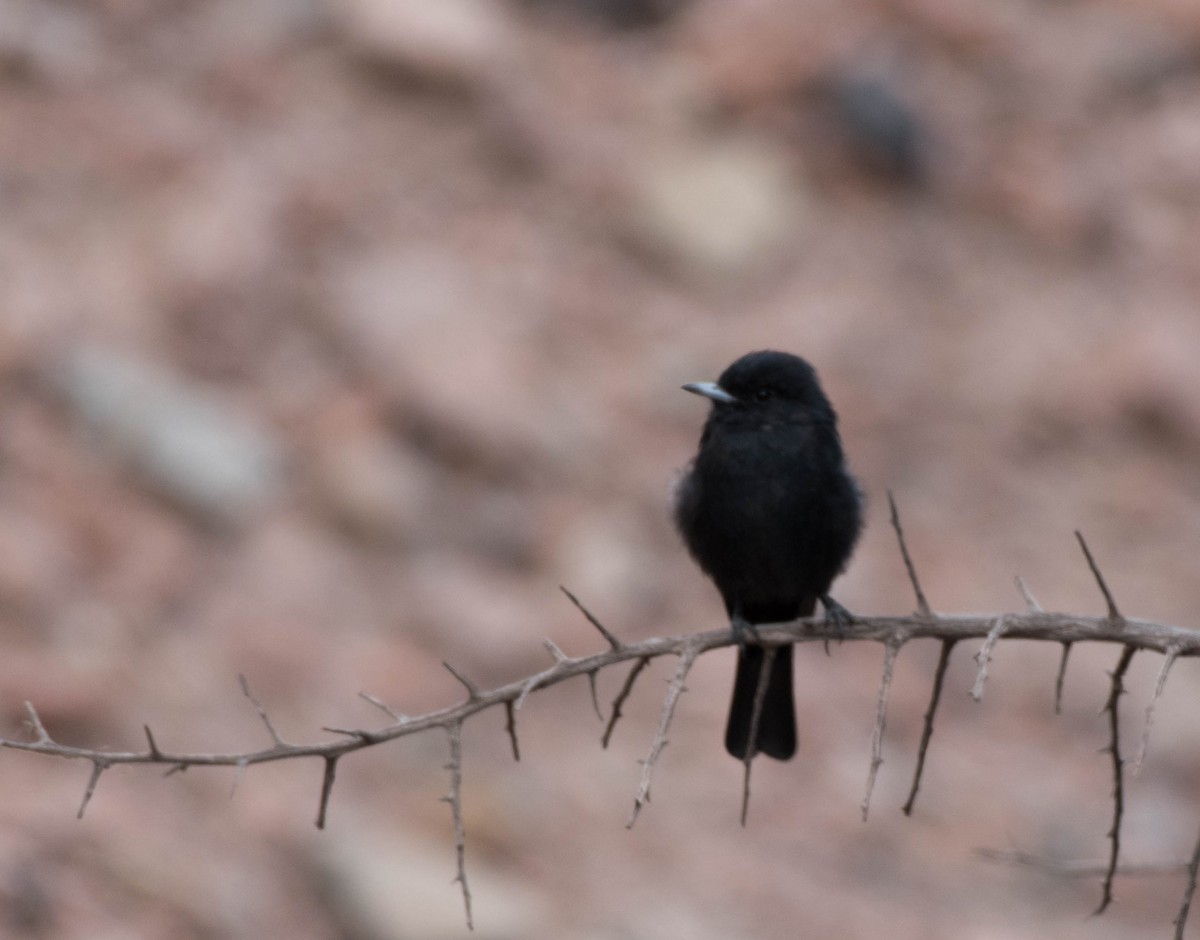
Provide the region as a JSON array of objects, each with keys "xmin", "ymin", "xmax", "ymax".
[{"xmin": 2, "ymin": 0, "xmax": 1200, "ymax": 936}]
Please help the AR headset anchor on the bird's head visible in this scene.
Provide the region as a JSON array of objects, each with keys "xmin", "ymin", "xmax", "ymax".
[{"xmin": 683, "ymin": 350, "xmax": 836, "ymax": 424}]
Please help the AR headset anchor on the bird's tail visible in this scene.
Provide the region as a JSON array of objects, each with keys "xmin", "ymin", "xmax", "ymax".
[{"xmin": 725, "ymin": 643, "xmax": 797, "ymax": 761}]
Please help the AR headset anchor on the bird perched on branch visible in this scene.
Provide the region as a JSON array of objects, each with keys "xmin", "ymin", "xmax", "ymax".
[{"xmin": 674, "ymin": 350, "xmax": 863, "ymax": 760}]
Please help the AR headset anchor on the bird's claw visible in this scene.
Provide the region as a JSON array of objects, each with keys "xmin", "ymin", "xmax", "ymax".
[
  {"xmin": 820, "ymin": 594, "xmax": 855, "ymax": 640},
  {"xmin": 731, "ymin": 614, "xmax": 759, "ymax": 647}
]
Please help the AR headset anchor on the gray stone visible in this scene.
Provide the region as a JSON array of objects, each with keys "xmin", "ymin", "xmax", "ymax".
[
  {"xmin": 623, "ymin": 133, "xmax": 806, "ymax": 282},
  {"xmin": 331, "ymin": 0, "xmax": 517, "ymax": 90},
  {"xmin": 51, "ymin": 346, "xmax": 285, "ymax": 527}
]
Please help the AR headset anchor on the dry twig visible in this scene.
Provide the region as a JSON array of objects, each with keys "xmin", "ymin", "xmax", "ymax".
[
  {"xmin": 902, "ymin": 637, "xmax": 956, "ymax": 816},
  {"xmin": 862, "ymin": 634, "xmax": 905, "ymax": 822},
  {"xmin": 1135, "ymin": 643, "xmax": 1180, "ymax": 776},
  {"xmin": 627, "ymin": 642, "xmax": 701, "ymax": 829},
  {"xmin": 1176, "ymin": 826, "xmax": 1200, "ymax": 940},
  {"xmin": 6, "ymin": 616, "xmax": 1196, "ymax": 782},
  {"xmin": 358, "ymin": 692, "xmax": 403, "ymax": 722},
  {"xmin": 239, "ymin": 674, "xmax": 287, "ymax": 747},
  {"xmin": 740, "ymin": 645, "xmax": 776, "ymax": 827},
  {"xmin": 560, "ymin": 586, "xmax": 621, "ymax": 650},
  {"xmin": 602, "ymin": 656, "xmax": 650, "ymax": 748},
  {"xmin": 443, "ymin": 722, "xmax": 472, "ymax": 930},
  {"xmin": 888, "ymin": 494, "xmax": 949, "ymax": 817},
  {"xmin": 971, "ymin": 615, "xmax": 1009, "ymax": 702},
  {"xmin": 888, "ymin": 491, "xmax": 931, "ymax": 618},
  {"xmin": 514, "ymin": 640, "xmax": 572, "ymax": 711},
  {"xmin": 1096, "ymin": 644, "xmax": 1137, "ymax": 915},
  {"xmin": 1076, "ymin": 530, "xmax": 1123, "ymax": 624},
  {"xmin": 978, "ymin": 848, "xmax": 1189, "ymax": 878},
  {"xmin": 443, "ymin": 662, "xmax": 482, "ymax": 701},
  {"xmin": 1015, "ymin": 576, "xmax": 1043, "ymax": 614}
]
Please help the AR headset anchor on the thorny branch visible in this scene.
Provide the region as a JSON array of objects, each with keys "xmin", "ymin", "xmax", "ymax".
[
  {"xmin": 8, "ymin": 615, "xmax": 1199, "ymax": 820},
  {"xmin": 10, "ymin": 621, "xmax": 1198, "ymax": 783},
  {"xmin": 4, "ymin": 528, "xmax": 1200, "ymax": 932},
  {"xmin": 1072, "ymin": 528, "xmax": 1133, "ymax": 917},
  {"xmin": 889, "ymin": 493, "xmax": 948, "ymax": 818}
]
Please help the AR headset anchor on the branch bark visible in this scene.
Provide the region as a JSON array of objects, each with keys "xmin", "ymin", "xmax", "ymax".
[
  {"xmin": 6, "ymin": 612, "xmax": 1196, "ymax": 777},
  {"xmin": 5, "ymin": 605, "xmax": 1198, "ymax": 932}
]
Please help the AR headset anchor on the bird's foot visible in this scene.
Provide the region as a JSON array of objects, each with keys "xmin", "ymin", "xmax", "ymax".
[
  {"xmin": 820, "ymin": 594, "xmax": 855, "ymax": 650},
  {"xmin": 730, "ymin": 614, "xmax": 759, "ymax": 647}
]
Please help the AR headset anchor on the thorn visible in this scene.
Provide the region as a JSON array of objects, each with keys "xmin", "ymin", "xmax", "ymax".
[
  {"xmin": 316, "ymin": 756, "xmax": 338, "ymax": 829},
  {"xmin": 143, "ymin": 725, "xmax": 162, "ymax": 760},
  {"xmin": 443, "ymin": 662, "xmax": 482, "ymax": 700},
  {"xmin": 238, "ymin": 674, "xmax": 286, "ymax": 747},
  {"xmin": 358, "ymin": 691, "xmax": 403, "ymax": 723},
  {"xmin": 77, "ymin": 760, "xmax": 108, "ymax": 819},
  {"xmin": 887, "ymin": 491, "xmax": 932, "ymax": 618},
  {"xmin": 23, "ymin": 702, "xmax": 50, "ymax": 744},
  {"xmin": 1054, "ymin": 642, "xmax": 1073, "ymax": 715},
  {"xmin": 504, "ymin": 700, "xmax": 520, "ymax": 762},
  {"xmin": 560, "ymin": 585, "xmax": 621, "ymax": 650},
  {"xmin": 587, "ymin": 670, "xmax": 603, "ymax": 722},
  {"xmin": 1075, "ymin": 531, "xmax": 1122, "ymax": 623},
  {"xmin": 1014, "ymin": 575, "xmax": 1043, "ymax": 613},
  {"xmin": 542, "ymin": 638, "xmax": 568, "ymax": 663},
  {"xmin": 321, "ymin": 727, "xmax": 375, "ymax": 743}
]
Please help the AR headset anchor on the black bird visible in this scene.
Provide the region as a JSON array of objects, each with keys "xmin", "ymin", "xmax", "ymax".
[{"xmin": 674, "ymin": 351, "xmax": 863, "ymax": 760}]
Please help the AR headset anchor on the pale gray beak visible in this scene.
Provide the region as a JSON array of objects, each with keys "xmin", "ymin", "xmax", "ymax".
[{"xmin": 682, "ymin": 381, "xmax": 738, "ymax": 405}]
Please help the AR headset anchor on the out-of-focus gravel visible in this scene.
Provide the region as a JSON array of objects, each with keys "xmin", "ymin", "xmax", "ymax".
[{"xmin": 2, "ymin": 0, "xmax": 1200, "ymax": 936}]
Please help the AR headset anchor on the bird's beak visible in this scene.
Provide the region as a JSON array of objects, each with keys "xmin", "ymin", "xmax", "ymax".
[{"xmin": 682, "ymin": 381, "xmax": 738, "ymax": 404}]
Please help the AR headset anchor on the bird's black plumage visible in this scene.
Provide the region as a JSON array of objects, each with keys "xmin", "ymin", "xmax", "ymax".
[{"xmin": 674, "ymin": 351, "xmax": 863, "ymax": 760}]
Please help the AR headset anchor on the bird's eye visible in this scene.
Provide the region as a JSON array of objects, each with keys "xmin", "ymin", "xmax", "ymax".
[{"xmin": 754, "ymin": 388, "xmax": 773, "ymax": 402}]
